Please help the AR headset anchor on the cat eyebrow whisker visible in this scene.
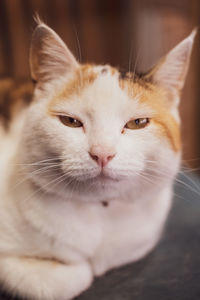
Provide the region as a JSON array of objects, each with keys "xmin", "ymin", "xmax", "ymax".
[
  {"xmin": 128, "ymin": 39, "xmax": 134, "ymax": 75},
  {"xmin": 73, "ymin": 25, "xmax": 82, "ymax": 64}
]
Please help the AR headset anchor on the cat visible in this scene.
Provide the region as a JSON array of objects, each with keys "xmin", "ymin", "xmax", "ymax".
[{"xmin": 0, "ymin": 19, "xmax": 196, "ymax": 300}]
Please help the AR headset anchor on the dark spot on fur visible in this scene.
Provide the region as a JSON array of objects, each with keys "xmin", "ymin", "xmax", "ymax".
[
  {"xmin": 119, "ymin": 69, "xmax": 153, "ymax": 90},
  {"xmin": 101, "ymin": 67, "xmax": 108, "ymax": 74},
  {"xmin": 102, "ymin": 201, "xmax": 109, "ymax": 207},
  {"xmin": 119, "ymin": 69, "xmax": 130, "ymax": 80}
]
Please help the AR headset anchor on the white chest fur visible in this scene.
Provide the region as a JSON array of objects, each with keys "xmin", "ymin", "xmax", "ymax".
[{"xmin": 1, "ymin": 171, "xmax": 172, "ymax": 276}]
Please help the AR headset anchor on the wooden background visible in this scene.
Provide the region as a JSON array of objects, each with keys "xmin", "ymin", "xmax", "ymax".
[{"xmin": 0, "ymin": 0, "xmax": 199, "ymax": 170}]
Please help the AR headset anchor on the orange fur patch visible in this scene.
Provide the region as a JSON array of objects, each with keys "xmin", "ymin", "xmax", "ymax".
[
  {"xmin": 152, "ymin": 117, "xmax": 181, "ymax": 152},
  {"xmin": 120, "ymin": 77, "xmax": 181, "ymax": 152},
  {"xmin": 52, "ymin": 64, "xmax": 98, "ymax": 105},
  {"xmin": 110, "ymin": 67, "xmax": 118, "ymax": 76}
]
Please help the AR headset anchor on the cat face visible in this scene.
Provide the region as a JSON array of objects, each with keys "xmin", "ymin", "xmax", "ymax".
[{"xmin": 20, "ymin": 22, "xmax": 195, "ymax": 202}]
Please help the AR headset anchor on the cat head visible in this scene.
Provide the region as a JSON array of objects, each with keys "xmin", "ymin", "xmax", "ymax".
[{"xmin": 21, "ymin": 21, "xmax": 196, "ymax": 202}]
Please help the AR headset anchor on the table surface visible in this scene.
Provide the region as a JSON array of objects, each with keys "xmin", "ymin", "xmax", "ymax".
[{"xmin": 1, "ymin": 172, "xmax": 200, "ymax": 300}]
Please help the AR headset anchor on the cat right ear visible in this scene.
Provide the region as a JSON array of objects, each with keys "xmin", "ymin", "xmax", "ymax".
[
  {"xmin": 30, "ymin": 21, "xmax": 79, "ymax": 83},
  {"xmin": 144, "ymin": 29, "xmax": 196, "ymax": 106}
]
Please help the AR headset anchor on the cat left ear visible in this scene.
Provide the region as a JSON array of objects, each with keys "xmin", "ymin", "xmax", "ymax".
[
  {"xmin": 145, "ymin": 29, "xmax": 197, "ymax": 105},
  {"xmin": 30, "ymin": 21, "xmax": 79, "ymax": 83}
]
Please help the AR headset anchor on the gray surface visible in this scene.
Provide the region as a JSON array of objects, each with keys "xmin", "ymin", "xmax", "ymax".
[{"xmin": 1, "ymin": 172, "xmax": 200, "ymax": 300}]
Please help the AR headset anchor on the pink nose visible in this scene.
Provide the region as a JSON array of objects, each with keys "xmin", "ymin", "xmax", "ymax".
[{"xmin": 89, "ymin": 145, "xmax": 116, "ymax": 167}]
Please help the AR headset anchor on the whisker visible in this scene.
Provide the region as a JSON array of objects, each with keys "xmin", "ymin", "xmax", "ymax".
[
  {"xmin": 23, "ymin": 173, "xmax": 69, "ymax": 202},
  {"xmin": 73, "ymin": 24, "xmax": 82, "ymax": 63},
  {"xmin": 128, "ymin": 38, "xmax": 134, "ymax": 74},
  {"xmin": 16, "ymin": 157, "xmax": 66, "ymax": 166},
  {"xmin": 133, "ymin": 40, "xmax": 144, "ymax": 78},
  {"xmin": 180, "ymin": 172, "xmax": 200, "ymax": 194},
  {"xmin": 144, "ymin": 166, "xmax": 200, "ymax": 198},
  {"xmin": 13, "ymin": 164, "xmax": 61, "ymax": 189}
]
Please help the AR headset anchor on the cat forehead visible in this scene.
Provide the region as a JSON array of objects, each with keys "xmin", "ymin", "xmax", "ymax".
[
  {"xmin": 52, "ymin": 64, "xmax": 119, "ymax": 103},
  {"xmin": 49, "ymin": 64, "xmax": 162, "ymax": 111}
]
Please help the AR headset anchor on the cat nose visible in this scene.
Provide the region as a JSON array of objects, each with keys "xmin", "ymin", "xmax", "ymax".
[{"xmin": 89, "ymin": 145, "xmax": 116, "ymax": 167}]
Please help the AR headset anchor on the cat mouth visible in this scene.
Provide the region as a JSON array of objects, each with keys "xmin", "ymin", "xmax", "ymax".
[
  {"xmin": 65, "ymin": 168, "xmax": 124, "ymax": 184},
  {"xmin": 91, "ymin": 170, "xmax": 121, "ymax": 183}
]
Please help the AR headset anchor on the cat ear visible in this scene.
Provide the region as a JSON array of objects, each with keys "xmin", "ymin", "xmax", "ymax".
[
  {"xmin": 30, "ymin": 21, "xmax": 79, "ymax": 83},
  {"xmin": 145, "ymin": 29, "xmax": 197, "ymax": 105}
]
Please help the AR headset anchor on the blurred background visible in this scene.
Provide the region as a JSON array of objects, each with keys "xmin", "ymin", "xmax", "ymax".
[{"xmin": 0, "ymin": 0, "xmax": 199, "ymax": 171}]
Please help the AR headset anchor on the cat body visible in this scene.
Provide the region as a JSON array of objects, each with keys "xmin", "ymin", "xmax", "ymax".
[
  {"xmin": 0, "ymin": 22, "xmax": 195, "ymax": 300},
  {"xmin": 0, "ymin": 105, "xmax": 175, "ymax": 299}
]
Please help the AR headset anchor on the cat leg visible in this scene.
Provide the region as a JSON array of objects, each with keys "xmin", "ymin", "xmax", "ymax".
[{"xmin": 0, "ymin": 256, "xmax": 93, "ymax": 300}]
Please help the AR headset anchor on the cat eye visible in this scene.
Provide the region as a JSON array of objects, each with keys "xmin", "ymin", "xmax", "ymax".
[
  {"xmin": 125, "ymin": 118, "xmax": 149, "ymax": 130},
  {"xmin": 59, "ymin": 115, "xmax": 83, "ymax": 128}
]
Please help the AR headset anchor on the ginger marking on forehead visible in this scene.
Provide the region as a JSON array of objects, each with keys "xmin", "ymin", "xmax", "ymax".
[
  {"xmin": 119, "ymin": 76, "xmax": 154, "ymax": 99},
  {"xmin": 52, "ymin": 64, "xmax": 98, "ymax": 104}
]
